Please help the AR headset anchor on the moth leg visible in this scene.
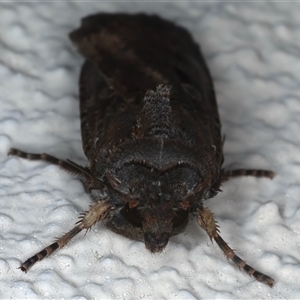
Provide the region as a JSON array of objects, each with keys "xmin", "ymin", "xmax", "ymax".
[
  {"xmin": 20, "ymin": 201, "xmax": 112, "ymax": 272},
  {"xmin": 222, "ymin": 169, "xmax": 275, "ymax": 182},
  {"xmin": 8, "ymin": 148, "xmax": 95, "ymax": 181},
  {"xmin": 197, "ymin": 207, "xmax": 274, "ymax": 287}
]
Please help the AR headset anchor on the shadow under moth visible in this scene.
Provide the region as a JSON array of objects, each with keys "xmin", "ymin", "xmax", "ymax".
[{"xmin": 9, "ymin": 13, "xmax": 275, "ymax": 287}]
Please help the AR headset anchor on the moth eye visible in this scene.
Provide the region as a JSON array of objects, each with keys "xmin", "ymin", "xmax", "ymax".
[
  {"xmin": 121, "ymin": 203, "xmax": 142, "ymax": 227},
  {"xmin": 172, "ymin": 209, "xmax": 189, "ymax": 228}
]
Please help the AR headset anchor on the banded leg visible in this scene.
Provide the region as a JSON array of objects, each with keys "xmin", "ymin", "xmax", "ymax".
[
  {"xmin": 8, "ymin": 148, "xmax": 99, "ymax": 183},
  {"xmin": 197, "ymin": 207, "xmax": 274, "ymax": 287},
  {"xmin": 20, "ymin": 201, "xmax": 112, "ymax": 272},
  {"xmin": 222, "ymin": 169, "xmax": 275, "ymax": 183}
]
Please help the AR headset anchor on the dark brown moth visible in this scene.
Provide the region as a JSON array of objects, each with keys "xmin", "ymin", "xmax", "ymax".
[{"xmin": 8, "ymin": 13, "xmax": 275, "ymax": 286}]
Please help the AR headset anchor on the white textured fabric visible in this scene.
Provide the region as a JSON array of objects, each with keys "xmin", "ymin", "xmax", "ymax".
[{"xmin": 0, "ymin": 2, "xmax": 299, "ymax": 299}]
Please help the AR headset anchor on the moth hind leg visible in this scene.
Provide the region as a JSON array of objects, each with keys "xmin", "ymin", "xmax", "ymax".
[
  {"xmin": 8, "ymin": 148, "xmax": 92, "ymax": 179},
  {"xmin": 222, "ymin": 168, "xmax": 275, "ymax": 182},
  {"xmin": 197, "ymin": 207, "xmax": 274, "ymax": 287}
]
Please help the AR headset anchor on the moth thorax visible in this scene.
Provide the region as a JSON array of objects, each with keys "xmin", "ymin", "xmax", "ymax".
[{"xmin": 138, "ymin": 85, "xmax": 176, "ymax": 138}]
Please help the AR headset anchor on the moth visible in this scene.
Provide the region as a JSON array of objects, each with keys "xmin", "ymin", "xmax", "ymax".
[{"xmin": 9, "ymin": 13, "xmax": 275, "ymax": 286}]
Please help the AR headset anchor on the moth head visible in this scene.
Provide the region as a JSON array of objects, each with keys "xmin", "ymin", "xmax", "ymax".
[
  {"xmin": 122, "ymin": 195, "xmax": 189, "ymax": 253},
  {"xmin": 140, "ymin": 204, "xmax": 174, "ymax": 253},
  {"xmin": 107, "ymin": 162, "xmax": 206, "ymax": 252}
]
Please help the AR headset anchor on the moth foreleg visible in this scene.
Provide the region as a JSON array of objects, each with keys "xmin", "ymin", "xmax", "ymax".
[
  {"xmin": 8, "ymin": 148, "xmax": 93, "ymax": 180},
  {"xmin": 20, "ymin": 225, "xmax": 82, "ymax": 272},
  {"xmin": 222, "ymin": 169, "xmax": 275, "ymax": 182},
  {"xmin": 197, "ymin": 207, "xmax": 274, "ymax": 287},
  {"xmin": 20, "ymin": 201, "xmax": 112, "ymax": 272}
]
